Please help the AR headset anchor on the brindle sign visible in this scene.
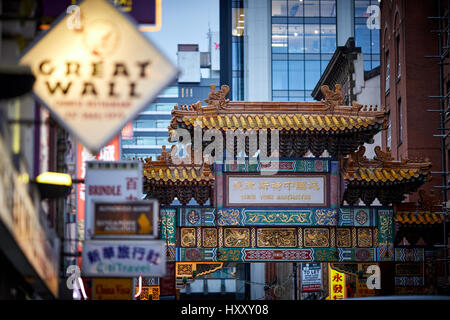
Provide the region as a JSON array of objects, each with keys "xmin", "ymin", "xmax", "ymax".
[{"xmin": 94, "ymin": 200, "xmax": 158, "ymax": 239}]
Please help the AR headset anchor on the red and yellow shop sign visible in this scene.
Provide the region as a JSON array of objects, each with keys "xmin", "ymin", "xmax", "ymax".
[{"xmin": 328, "ymin": 265, "xmax": 346, "ymax": 300}]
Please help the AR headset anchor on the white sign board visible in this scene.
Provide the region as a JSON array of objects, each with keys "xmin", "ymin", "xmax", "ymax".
[
  {"xmin": 301, "ymin": 263, "xmax": 322, "ymax": 292},
  {"xmin": 226, "ymin": 175, "xmax": 326, "ymax": 206},
  {"xmin": 85, "ymin": 160, "xmax": 143, "ymax": 240},
  {"xmin": 19, "ymin": 0, "xmax": 178, "ymax": 153},
  {"xmin": 82, "ymin": 240, "xmax": 166, "ymax": 277}
]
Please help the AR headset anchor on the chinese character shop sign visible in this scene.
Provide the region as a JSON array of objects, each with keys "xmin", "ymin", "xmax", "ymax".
[
  {"xmin": 328, "ymin": 265, "xmax": 347, "ymax": 300},
  {"xmin": 82, "ymin": 240, "xmax": 166, "ymax": 277},
  {"xmin": 85, "ymin": 161, "xmax": 143, "ymax": 240},
  {"xmin": 19, "ymin": 0, "xmax": 178, "ymax": 153}
]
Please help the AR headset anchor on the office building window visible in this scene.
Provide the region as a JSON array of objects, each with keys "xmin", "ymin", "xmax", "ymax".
[
  {"xmin": 145, "ymin": 103, "xmax": 175, "ymax": 112},
  {"xmin": 385, "ymin": 50, "xmax": 390, "ymax": 93},
  {"xmin": 354, "ymin": 0, "xmax": 380, "ymax": 70},
  {"xmin": 398, "ymin": 98, "xmax": 402, "ymax": 144},
  {"xmin": 396, "ymin": 35, "xmax": 401, "ymax": 79},
  {"xmin": 158, "ymin": 86, "xmax": 178, "ymax": 98},
  {"xmin": 387, "ymin": 114, "xmax": 391, "ymax": 149},
  {"xmin": 271, "ymin": 0, "xmax": 336, "ymax": 101}
]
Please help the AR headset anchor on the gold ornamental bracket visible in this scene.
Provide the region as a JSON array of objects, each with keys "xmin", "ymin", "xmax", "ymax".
[{"xmin": 175, "ymin": 262, "xmax": 224, "ymax": 289}]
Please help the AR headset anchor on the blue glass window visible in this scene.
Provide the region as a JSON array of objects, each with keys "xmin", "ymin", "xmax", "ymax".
[
  {"xmin": 272, "ymin": 0, "xmax": 287, "ymax": 16},
  {"xmin": 354, "ymin": 0, "xmax": 381, "ymax": 70},
  {"xmin": 272, "ymin": 24, "xmax": 288, "ymax": 53},
  {"xmin": 320, "ymin": 24, "xmax": 336, "ymax": 53},
  {"xmin": 304, "ymin": 24, "xmax": 320, "ymax": 53},
  {"xmin": 355, "ymin": 24, "xmax": 371, "ymax": 54},
  {"xmin": 305, "ymin": 60, "xmax": 320, "ymax": 89},
  {"xmin": 371, "ymin": 29, "xmax": 380, "ymax": 54},
  {"xmin": 288, "ymin": 0, "xmax": 303, "ymax": 17},
  {"xmin": 271, "ymin": 0, "xmax": 337, "ymax": 100},
  {"xmin": 320, "ymin": 0, "xmax": 336, "ymax": 17},
  {"xmin": 288, "ymin": 24, "xmax": 304, "ymax": 53},
  {"xmin": 304, "ymin": 0, "xmax": 320, "ymax": 17},
  {"xmin": 289, "ymin": 60, "xmax": 305, "ymax": 90},
  {"xmin": 354, "ymin": 0, "xmax": 371, "ymax": 18},
  {"xmin": 272, "ymin": 60, "xmax": 289, "ymax": 90}
]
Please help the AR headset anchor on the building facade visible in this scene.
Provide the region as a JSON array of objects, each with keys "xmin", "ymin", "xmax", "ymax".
[
  {"xmin": 380, "ymin": 0, "xmax": 442, "ymax": 202},
  {"xmin": 220, "ymin": 0, "xmax": 383, "ymax": 299},
  {"xmin": 221, "ymin": 0, "xmax": 381, "ymax": 102},
  {"xmin": 122, "ymin": 44, "xmax": 220, "ymax": 162}
]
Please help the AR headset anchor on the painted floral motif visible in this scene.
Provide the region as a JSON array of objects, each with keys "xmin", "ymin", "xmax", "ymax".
[
  {"xmin": 217, "ymin": 248, "xmax": 242, "ymax": 261},
  {"xmin": 217, "ymin": 209, "xmax": 241, "ymax": 226},
  {"xmin": 187, "ymin": 209, "xmax": 201, "ymax": 225},
  {"xmin": 245, "ymin": 210, "xmax": 310, "ymax": 225},
  {"xmin": 314, "ymin": 209, "xmax": 337, "ymax": 225},
  {"xmin": 378, "ymin": 212, "xmax": 394, "ymax": 245},
  {"xmin": 355, "ymin": 210, "xmax": 369, "ymax": 225},
  {"xmin": 184, "ymin": 248, "xmax": 202, "ymax": 261},
  {"xmin": 313, "ymin": 248, "xmax": 337, "ymax": 261},
  {"xmin": 160, "ymin": 209, "xmax": 176, "ymax": 245}
]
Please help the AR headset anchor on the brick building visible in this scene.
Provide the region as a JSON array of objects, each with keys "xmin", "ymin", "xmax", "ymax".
[{"xmin": 380, "ymin": 0, "xmax": 442, "ymax": 202}]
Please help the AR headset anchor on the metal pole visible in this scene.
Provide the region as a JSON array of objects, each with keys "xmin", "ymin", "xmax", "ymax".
[
  {"xmin": 438, "ymin": 0, "xmax": 449, "ymax": 285},
  {"xmin": 293, "ymin": 263, "xmax": 298, "ymax": 300}
]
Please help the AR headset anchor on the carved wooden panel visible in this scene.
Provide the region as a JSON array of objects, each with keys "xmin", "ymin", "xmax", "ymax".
[
  {"xmin": 180, "ymin": 228, "xmax": 196, "ymax": 247},
  {"xmin": 336, "ymin": 228, "xmax": 351, "ymax": 248},
  {"xmin": 303, "ymin": 228, "xmax": 330, "ymax": 247},
  {"xmin": 223, "ymin": 228, "xmax": 250, "ymax": 247},
  {"xmin": 357, "ymin": 228, "xmax": 373, "ymax": 248},
  {"xmin": 256, "ymin": 228, "xmax": 297, "ymax": 248},
  {"xmin": 202, "ymin": 228, "xmax": 218, "ymax": 247}
]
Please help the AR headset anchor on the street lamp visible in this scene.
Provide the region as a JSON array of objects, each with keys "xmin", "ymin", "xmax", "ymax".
[{"xmin": 33, "ymin": 171, "xmax": 73, "ymax": 199}]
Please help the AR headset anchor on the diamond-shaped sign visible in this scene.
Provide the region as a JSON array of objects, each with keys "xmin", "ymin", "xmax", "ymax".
[{"xmin": 20, "ymin": 0, "xmax": 178, "ymax": 153}]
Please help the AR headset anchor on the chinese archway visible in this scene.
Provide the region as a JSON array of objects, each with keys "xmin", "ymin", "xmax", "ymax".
[{"xmin": 142, "ymin": 84, "xmax": 434, "ymax": 295}]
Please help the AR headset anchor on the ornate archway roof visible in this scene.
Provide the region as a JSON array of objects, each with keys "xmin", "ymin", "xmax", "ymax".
[
  {"xmin": 170, "ymin": 84, "xmax": 387, "ymax": 132},
  {"xmin": 168, "ymin": 84, "xmax": 388, "ymax": 157},
  {"xmin": 394, "ymin": 190, "xmax": 443, "ymax": 225},
  {"xmin": 341, "ymin": 146, "xmax": 432, "ymax": 206},
  {"xmin": 143, "ymin": 145, "xmax": 214, "ymax": 184},
  {"xmin": 143, "ymin": 145, "xmax": 214, "ymax": 205}
]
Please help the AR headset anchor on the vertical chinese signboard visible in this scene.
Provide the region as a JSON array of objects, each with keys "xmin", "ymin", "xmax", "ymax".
[{"xmin": 328, "ymin": 265, "xmax": 346, "ymax": 300}]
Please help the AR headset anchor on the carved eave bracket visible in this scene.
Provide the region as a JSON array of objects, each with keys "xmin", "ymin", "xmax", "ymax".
[{"xmin": 175, "ymin": 262, "xmax": 224, "ymax": 289}]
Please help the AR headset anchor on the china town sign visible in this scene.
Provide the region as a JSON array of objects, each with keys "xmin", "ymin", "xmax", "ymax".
[{"xmin": 20, "ymin": 0, "xmax": 178, "ymax": 153}]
